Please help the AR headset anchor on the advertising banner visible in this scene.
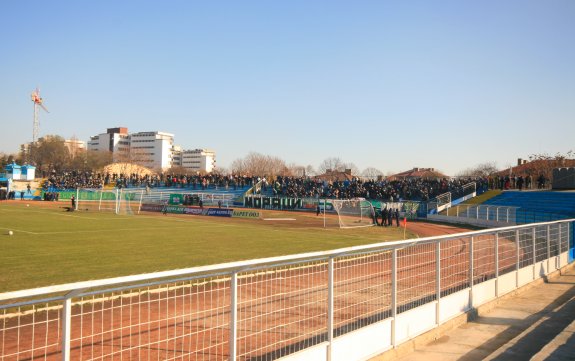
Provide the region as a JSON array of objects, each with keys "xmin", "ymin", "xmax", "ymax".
[
  {"xmin": 244, "ymin": 196, "xmax": 334, "ymax": 212},
  {"xmin": 141, "ymin": 204, "xmax": 165, "ymax": 212},
  {"xmin": 183, "ymin": 207, "xmax": 206, "ymax": 216},
  {"xmin": 232, "ymin": 210, "xmax": 261, "ymax": 219},
  {"xmin": 169, "ymin": 194, "xmax": 183, "ymax": 205},
  {"xmin": 206, "ymin": 208, "xmax": 234, "ymax": 217},
  {"xmin": 244, "ymin": 196, "xmax": 303, "ymax": 210},
  {"xmin": 141, "ymin": 204, "xmax": 264, "ymax": 219}
]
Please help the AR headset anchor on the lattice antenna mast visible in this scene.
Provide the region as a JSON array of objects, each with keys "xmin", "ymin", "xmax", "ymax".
[{"xmin": 31, "ymin": 88, "xmax": 49, "ymax": 143}]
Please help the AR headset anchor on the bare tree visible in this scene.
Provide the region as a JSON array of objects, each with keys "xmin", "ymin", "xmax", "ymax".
[
  {"xmin": 27, "ymin": 135, "xmax": 70, "ymax": 173},
  {"xmin": 361, "ymin": 167, "xmax": 384, "ymax": 180},
  {"xmin": 305, "ymin": 165, "xmax": 316, "ymax": 177},
  {"xmin": 525, "ymin": 151, "xmax": 575, "ymax": 180},
  {"xmin": 0, "ymin": 153, "xmax": 16, "ymax": 169},
  {"xmin": 230, "ymin": 152, "xmax": 287, "ymax": 178},
  {"xmin": 343, "ymin": 162, "xmax": 360, "ymax": 176},
  {"xmin": 286, "ymin": 163, "xmax": 306, "ymax": 177},
  {"xmin": 85, "ymin": 150, "xmax": 113, "ymax": 171},
  {"xmin": 456, "ymin": 162, "xmax": 499, "ymax": 177},
  {"xmin": 317, "ymin": 157, "xmax": 345, "ymax": 174}
]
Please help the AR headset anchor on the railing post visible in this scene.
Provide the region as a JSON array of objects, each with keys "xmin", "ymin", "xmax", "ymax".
[
  {"xmin": 516, "ymin": 230, "xmax": 520, "ymax": 288},
  {"xmin": 436, "ymin": 241, "xmax": 441, "ymax": 325},
  {"xmin": 547, "ymin": 225, "xmax": 551, "ymax": 272},
  {"xmin": 115, "ymin": 188, "xmax": 120, "ymax": 214},
  {"xmin": 327, "ymin": 257, "xmax": 334, "ymax": 361},
  {"xmin": 456, "ymin": 206, "xmax": 459, "ymax": 217},
  {"xmin": 495, "ymin": 232, "xmax": 499, "ymax": 297},
  {"xmin": 559, "ymin": 223, "xmax": 563, "ymax": 268},
  {"xmin": 230, "ymin": 272, "xmax": 238, "ymax": 361},
  {"xmin": 476, "ymin": 206, "xmax": 479, "ymax": 220},
  {"xmin": 61, "ymin": 297, "xmax": 72, "ymax": 361},
  {"xmin": 486, "ymin": 206, "xmax": 489, "ymax": 221},
  {"xmin": 391, "ymin": 248, "xmax": 398, "ymax": 348},
  {"xmin": 532, "ymin": 227, "xmax": 537, "ymax": 280},
  {"xmin": 496, "ymin": 207, "xmax": 499, "ymax": 222},
  {"xmin": 469, "ymin": 236, "xmax": 474, "ymax": 308},
  {"xmin": 507, "ymin": 208, "xmax": 509, "ymax": 223}
]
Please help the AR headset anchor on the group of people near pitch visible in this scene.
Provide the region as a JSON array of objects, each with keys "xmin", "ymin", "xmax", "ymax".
[{"xmin": 374, "ymin": 207, "xmax": 400, "ymax": 227}]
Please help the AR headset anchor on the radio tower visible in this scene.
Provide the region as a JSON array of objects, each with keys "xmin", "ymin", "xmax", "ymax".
[{"xmin": 31, "ymin": 88, "xmax": 49, "ymax": 143}]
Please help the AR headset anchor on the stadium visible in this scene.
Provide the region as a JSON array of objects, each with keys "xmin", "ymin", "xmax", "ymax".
[
  {"xmin": 1, "ymin": 2, "xmax": 574, "ymax": 360},
  {"xmin": 1, "ymin": 161, "xmax": 574, "ymax": 361}
]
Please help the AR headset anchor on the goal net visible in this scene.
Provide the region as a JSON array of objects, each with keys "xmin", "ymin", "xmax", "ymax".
[
  {"xmin": 331, "ymin": 199, "xmax": 376, "ymax": 228},
  {"xmin": 76, "ymin": 189, "xmax": 119, "ymax": 212},
  {"xmin": 117, "ymin": 189, "xmax": 144, "ymax": 215},
  {"xmin": 76, "ymin": 188, "xmax": 144, "ymax": 214}
]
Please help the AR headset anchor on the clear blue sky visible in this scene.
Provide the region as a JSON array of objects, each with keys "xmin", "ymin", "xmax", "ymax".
[{"xmin": 1, "ymin": 0, "xmax": 573, "ymax": 175}]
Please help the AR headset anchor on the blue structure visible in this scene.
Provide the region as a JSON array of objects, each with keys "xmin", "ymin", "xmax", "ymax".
[
  {"xmin": 483, "ymin": 191, "xmax": 575, "ymax": 262},
  {"xmin": 4, "ymin": 162, "xmax": 22, "ymax": 180}
]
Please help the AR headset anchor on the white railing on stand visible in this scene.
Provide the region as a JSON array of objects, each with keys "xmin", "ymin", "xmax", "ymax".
[{"xmin": 446, "ymin": 204, "xmax": 519, "ymax": 224}]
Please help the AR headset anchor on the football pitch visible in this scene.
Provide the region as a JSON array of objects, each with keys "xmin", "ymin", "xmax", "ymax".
[{"xmin": 0, "ymin": 201, "xmax": 416, "ymax": 293}]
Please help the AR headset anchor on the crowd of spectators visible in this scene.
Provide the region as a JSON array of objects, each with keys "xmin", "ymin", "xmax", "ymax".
[
  {"xmin": 42, "ymin": 171, "xmax": 106, "ymax": 191},
  {"xmin": 41, "ymin": 170, "xmax": 259, "ymax": 192},
  {"xmin": 271, "ymin": 176, "xmax": 487, "ymax": 202},
  {"xmin": 37, "ymin": 168, "xmax": 492, "ymax": 203},
  {"xmin": 488, "ymin": 174, "xmax": 547, "ymax": 191}
]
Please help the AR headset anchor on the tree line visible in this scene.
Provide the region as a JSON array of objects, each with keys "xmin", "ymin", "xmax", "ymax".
[{"xmin": 1, "ymin": 135, "xmax": 572, "ymax": 181}]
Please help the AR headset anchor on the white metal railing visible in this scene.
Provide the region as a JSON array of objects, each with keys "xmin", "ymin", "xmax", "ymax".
[
  {"xmin": 445, "ymin": 204, "xmax": 519, "ymax": 223},
  {"xmin": 427, "ymin": 182, "xmax": 477, "ymax": 215},
  {"xmin": 442, "ymin": 204, "xmax": 571, "ymax": 225},
  {"xmin": 0, "ymin": 220, "xmax": 572, "ymax": 361},
  {"xmin": 141, "ymin": 189, "xmax": 235, "ymax": 206}
]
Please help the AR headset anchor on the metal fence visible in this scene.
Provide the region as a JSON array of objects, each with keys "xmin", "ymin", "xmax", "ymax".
[
  {"xmin": 0, "ymin": 220, "xmax": 572, "ymax": 361},
  {"xmin": 427, "ymin": 182, "xmax": 477, "ymax": 215},
  {"xmin": 445, "ymin": 204, "xmax": 519, "ymax": 223},
  {"xmin": 443, "ymin": 204, "xmax": 571, "ymax": 225}
]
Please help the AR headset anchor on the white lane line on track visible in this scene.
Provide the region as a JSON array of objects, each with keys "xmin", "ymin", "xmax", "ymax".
[{"xmin": 0, "ymin": 227, "xmax": 39, "ymax": 235}]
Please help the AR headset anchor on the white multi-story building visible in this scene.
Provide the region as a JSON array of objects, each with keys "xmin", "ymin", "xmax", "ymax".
[
  {"xmin": 171, "ymin": 145, "xmax": 182, "ymax": 167},
  {"xmin": 88, "ymin": 127, "xmax": 215, "ymax": 173},
  {"xmin": 87, "ymin": 127, "xmax": 130, "ymax": 161},
  {"xmin": 129, "ymin": 131, "xmax": 174, "ymax": 171},
  {"xmin": 179, "ymin": 149, "xmax": 216, "ymax": 173}
]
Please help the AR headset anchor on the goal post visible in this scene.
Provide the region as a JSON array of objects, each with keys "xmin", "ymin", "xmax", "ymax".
[
  {"xmin": 75, "ymin": 189, "xmax": 119, "ymax": 212},
  {"xmin": 117, "ymin": 189, "xmax": 144, "ymax": 215},
  {"xmin": 331, "ymin": 199, "xmax": 376, "ymax": 229}
]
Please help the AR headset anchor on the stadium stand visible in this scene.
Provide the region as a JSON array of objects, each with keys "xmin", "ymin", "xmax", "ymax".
[
  {"xmin": 482, "ymin": 191, "xmax": 575, "ymax": 223},
  {"xmin": 270, "ymin": 176, "xmax": 486, "ymax": 202}
]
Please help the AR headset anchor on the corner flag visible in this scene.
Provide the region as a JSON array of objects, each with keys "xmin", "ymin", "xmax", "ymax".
[{"xmin": 403, "ymin": 217, "xmax": 407, "ymax": 239}]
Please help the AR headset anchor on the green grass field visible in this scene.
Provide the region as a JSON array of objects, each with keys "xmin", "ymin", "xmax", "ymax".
[{"xmin": 0, "ymin": 202, "xmax": 416, "ymax": 293}]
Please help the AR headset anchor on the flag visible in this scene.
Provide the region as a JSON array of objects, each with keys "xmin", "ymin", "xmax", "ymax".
[{"xmin": 403, "ymin": 217, "xmax": 407, "ymax": 227}]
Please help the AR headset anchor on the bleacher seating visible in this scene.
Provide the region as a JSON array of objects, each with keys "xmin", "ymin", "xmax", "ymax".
[{"xmin": 483, "ymin": 191, "xmax": 575, "ymax": 223}]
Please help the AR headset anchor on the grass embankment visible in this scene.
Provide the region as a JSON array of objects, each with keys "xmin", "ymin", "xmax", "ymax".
[{"xmin": 0, "ymin": 202, "xmax": 414, "ymax": 292}]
